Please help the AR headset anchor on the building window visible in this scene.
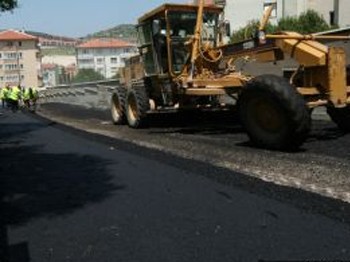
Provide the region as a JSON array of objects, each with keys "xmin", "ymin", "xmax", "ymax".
[
  {"xmin": 5, "ymin": 75, "xmax": 19, "ymax": 82},
  {"xmin": 79, "ymin": 58, "xmax": 94, "ymax": 65},
  {"xmin": 3, "ymin": 52, "xmax": 23, "ymax": 60},
  {"xmin": 4, "ymin": 53, "xmax": 15, "ymax": 59},
  {"xmin": 110, "ymin": 57, "xmax": 117, "ymax": 64},
  {"xmin": 18, "ymin": 41, "xmax": 22, "ymax": 47},
  {"xmin": 263, "ymin": 1, "xmax": 277, "ymax": 18},
  {"xmin": 6, "ymin": 41, "xmax": 13, "ymax": 47},
  {"xmin": 96, "ymin": 58, "xmax": 105, "ymax": 64},
  {"xmin": 5, "ymin": 64, "xmax": 18, "ymax": 70}
]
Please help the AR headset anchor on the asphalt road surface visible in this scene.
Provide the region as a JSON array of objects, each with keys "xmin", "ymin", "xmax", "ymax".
[
  {"xmin": 1, "ymin": 107, "xmax": 350, "ymax": 262},
  {"xmin": 37, "ymin": 103, "xmax": 350, "ymax": 203}
]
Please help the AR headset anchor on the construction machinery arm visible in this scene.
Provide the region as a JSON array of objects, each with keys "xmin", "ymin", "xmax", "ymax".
[{"xmin": 188, "ymin": 0, "xmax": 205, "ymax": 81}]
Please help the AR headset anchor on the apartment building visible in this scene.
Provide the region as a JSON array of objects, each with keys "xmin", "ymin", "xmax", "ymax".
[
  {"xmin": 42, "ymin": 62, "xmax": 76, "ymax": 87},
  {"xmin": 272, "ymin": 0, "xmax": 350, "ymax": 27},
  {"xmin": 0, "ymin": 30, "xmax": 41, "ymax": 87},
  {"xmin": 333, "ymin": 0, "xmax": 350, "ymax": 28},
  {"xmin": 27, "ymin": 31, "xmax": 79, "ymax": 48},
  {"xmin": 194, "ymin": 0, "xmax": 350, "ymax": 30},
  {"xmin": 42, "ymin": 63, "xmax": 58, "ymax": 87},
  {"xmin": 76, "ymin": 38, "xmax": 137, "ymax": 79}
]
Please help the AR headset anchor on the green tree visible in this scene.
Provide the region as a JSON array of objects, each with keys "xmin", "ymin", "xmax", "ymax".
[
  {"xmin": 231, "ymin": 20, "xmax": 276, "ymax": 43},
  {"xmin": 230, "ymin": 9, "xmax": 334, "ymax": 43},
  {"xmin": 72, "ymin": 69, "xmax": 104, "ymax": 83},
  {"xmin": 277, "ymin": 10, "xmax": 332, "ymax": 34},
  {"xmin": 0, "ymin": 0, "xmax": 17, "ymax": 12},
  {"xmin": 276, "ymin": 16, "xmax": 301, "ymax": 32}
]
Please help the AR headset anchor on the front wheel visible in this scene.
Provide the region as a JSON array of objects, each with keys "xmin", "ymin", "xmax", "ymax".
[
  {"xmin": 125, "ymin": 82, "xmax": 150, "ymax": 128},
  {"xmin": 110, "ymin": 86, "xmax": 126, "ymax": 125},
  {"xmin": 238, "ymin": 75, "xmax": 311, "ymax": 150}
]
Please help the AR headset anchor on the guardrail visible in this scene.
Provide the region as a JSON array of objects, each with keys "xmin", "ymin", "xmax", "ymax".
[{"xmin": 39, "ymin": 80, "xmax": 120, "ymax": 110}]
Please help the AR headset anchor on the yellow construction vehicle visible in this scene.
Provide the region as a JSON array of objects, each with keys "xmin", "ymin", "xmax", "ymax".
[{"xmin": 111, "ymin": 0, "xmax": 350, "ymax": 150}]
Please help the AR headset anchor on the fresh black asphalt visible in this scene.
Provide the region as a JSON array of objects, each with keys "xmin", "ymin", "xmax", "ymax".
[{"xmin": 1, "ymin": 109, "xmax": 350, "ymax": 262}]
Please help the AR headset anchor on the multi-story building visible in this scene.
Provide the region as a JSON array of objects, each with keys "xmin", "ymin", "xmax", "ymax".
[
  {"xmin": 333, "ymin": 0, "xmax": 350, "ymax": 28},
  {"xmin": 27, "ymin": 31, "xmax": 79, "ymax": 48},
  {"xmin": 42, "ymin": 62, "xmax": 77, "ymax": 87},
  {"xmin": 0, "ymin": 30, "xmax": 41, "ymax": 87},
  {"xmin": 41, "ymin": 55, "xmax": 77, "ymax": 86},
  {"xmin": 269, "ymin": 0, "xmax": 350, "ymax": 27},
  {"xmin": 194, "ymin": 0, "xmax": 350, "ymax": 30},
  {"xmin": 42, "ymin": 63, "xmax": 58, "ymax": 87},
  {"xmin": 76, "ymin": 38, "xmax": 137, "ymax": 79}
]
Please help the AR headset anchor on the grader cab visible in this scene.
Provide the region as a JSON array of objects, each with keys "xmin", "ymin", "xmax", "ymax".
[{"xmin": 111, "ymin": 0, "xmax": 350, "ymax": 150}]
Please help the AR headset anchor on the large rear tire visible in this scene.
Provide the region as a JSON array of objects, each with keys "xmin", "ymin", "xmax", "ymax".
[
  {"xmin": 238, "ymin": 74, "xmax": 311, "ymax": 150},
  {"xmin": 327, "ymin": 105, "xmax": 350, "ymax": 132},
  {"xmin": 111, "ymin": 86, "xmax": 126, "ymax": 125},
  {"xmin": 126, "ymin": 81, "xmax": 150, "ymax": 128}
]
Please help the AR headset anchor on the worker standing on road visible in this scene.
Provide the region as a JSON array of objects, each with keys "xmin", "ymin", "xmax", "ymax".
[
  {"xmin": 0, "ymin": 84, "xmax": 10, "ymax": 109},
  {"xmin": 32, "ymin": 87, "xmax": 39, "ymax": 110},
  {"xmin": 0, "ymin": 87, "xmax": 5, "ymax": 109},
  {"xmin": 22, "ymin": 86, "xmax": 31, "ymax": 109},
  {"xmin": 8, "ymin": 84, "xmax": 21, "ymax": 112}
]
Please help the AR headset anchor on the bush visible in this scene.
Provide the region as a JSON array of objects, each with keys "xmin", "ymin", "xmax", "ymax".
[
  {"xmin": 72, "ymin": 69, "xmax": 104, "ymax": 83},
  {"xmin": 231, "ymin": 20, "xmax": 277, "ymax": 43},
  {"xmin": 230, "ymin": 9, "xmax": 335, "ymax": 43},
  {"xmin": 277, "ymin": 10, "xmax": 332, "ymax": 34}
]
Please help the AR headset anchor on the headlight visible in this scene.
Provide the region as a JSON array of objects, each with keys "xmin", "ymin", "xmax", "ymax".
[{"xmin": 258, "ymin": 30, "xmax": 266, "ymax": 45}]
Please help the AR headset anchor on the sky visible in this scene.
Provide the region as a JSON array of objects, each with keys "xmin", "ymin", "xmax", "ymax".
[{"xmin": 0, "ymin": 0, "xmax": 186, "ymax": 37}]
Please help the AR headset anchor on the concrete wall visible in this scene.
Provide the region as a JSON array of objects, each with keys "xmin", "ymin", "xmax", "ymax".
[
  {"xmin": 335, "ymin": 0, "xmax": 350, "ymax": 27},
  {"xmin": 42, "ymin": 55, "xmax": 76, "ymax": 67},
  {"xmin": 225, "ymin": 0, "xmax": 279, "ymax": 30},
  {"xmin": 39, "ymin": 80, "xmax": 119, "ymax": 110}
]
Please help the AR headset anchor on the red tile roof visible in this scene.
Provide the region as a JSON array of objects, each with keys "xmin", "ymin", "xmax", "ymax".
[
  {"xmin": 0, "ymin": 29, "xmax": 38, "ymax": 41},
  {"xmin": 77, "ymin": 38, "xmax": 135, "ymax": 49},
  {"xmin": 42, "ymin": 63, "xmax": 57, "ymax": 70}
]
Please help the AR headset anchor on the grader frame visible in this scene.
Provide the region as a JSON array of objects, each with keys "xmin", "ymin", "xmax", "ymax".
[{"xmin": 111, "ymin": 0, "xmax": 350, "ymax": 150}]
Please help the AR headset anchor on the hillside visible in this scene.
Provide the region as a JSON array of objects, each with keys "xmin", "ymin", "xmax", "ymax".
[
  {"xmin": 26, "ymin": 30, "xmax": 77, "ymax": 41},
  {"xmin": 85, "ymin": 24, "xmax": 137, "ymax": 42},
  {"xmin": 19, "ymin": 24, "xmax": 137, "ymax": 43},
  {"xmin": 15, "ymin": 24, "xmax": 138, "ymax": 58},
  {"xmin": 41, "ymin": 47, "xmax": 76, "ymax": 56}
]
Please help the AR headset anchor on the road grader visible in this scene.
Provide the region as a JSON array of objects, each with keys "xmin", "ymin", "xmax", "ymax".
[{"xmin": 110, "ymin": 0, "xmax": 350, "ymax": 150}]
